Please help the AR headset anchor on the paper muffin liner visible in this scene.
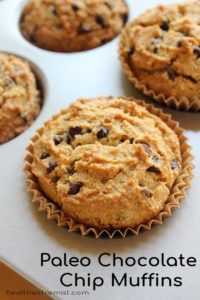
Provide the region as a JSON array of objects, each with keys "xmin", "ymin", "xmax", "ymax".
[
  {"xmin": 24, "ymin": 99, "xmax": 194, "ymax": 238},
  {"xmin": 119, "ymin": 23, "xmax": 200, "ymax": 112}
]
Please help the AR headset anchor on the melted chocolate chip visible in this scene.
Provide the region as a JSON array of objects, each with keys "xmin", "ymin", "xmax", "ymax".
[
  {"xmin": 54, "ymin": 135, "xmax": 63, "ymax": 145},
  {"xmin": 40, "ymin": 151, "xmax": 50, "ymax": 159},
  {"xmin": 69, "ymin": 126, "xmax": 83, "ymax": 138},
  {"xmin": 72, "ymin": 4, "xmax": 79, "ymax": 12},
  {"xmin": 47, "ymin": 160, "xmax": 57, "ymax": 173},
  {"xmin": 130, "ymin": 138, "xmax": 134, "ymax": 144},
  {"xmin": 167, "ymin": 69, "xmax": 176, "ymax": 81},
  {"xmin": 96, "ymin": 15, "xmax": 106, "ymax": 28},
  {"xmin": 68, "ymin": 182, "xmax": 83, "ymax": 195},
  {"xmin": 142, "ymin": 189, "xmax": 153, "ymax": 198},
  {"xmin": 171, "ymin": 161, "xmax": 179, "ymax": 170},
  {"xmin": 147, "ymin": 166, "xmax": 161, "ymax": 173},
  {"xmin": 97, "ymin": 127, "xmax": 109, "ymax": 139},
  {"xmin": 193, "ymin": 47, "xmax": 200, "ymax": 59},
  {"xmin": 160, "ymin": 21, "xmax": 170, "ymax": 31},
  {"xmin": 78, "ymin": 24, "xmax": 91, "ymax": 34}
]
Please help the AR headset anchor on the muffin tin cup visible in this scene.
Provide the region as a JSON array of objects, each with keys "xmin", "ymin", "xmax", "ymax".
[
  {"xmin": 119, "ymin": 22, "xmax": 200, "ymax": 112},
  {"xmin": 24, "ymin": 98, "xmax": 194, "ymax": 239}
]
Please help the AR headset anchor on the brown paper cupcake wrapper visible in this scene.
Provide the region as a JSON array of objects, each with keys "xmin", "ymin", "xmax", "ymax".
[
  {"xmin": 119, "ymin": 23, "xmax": 200, "ymax": 112},
  {"xmin": 24, "ymin": 99, "xmax": 194, "ymax": 238}
]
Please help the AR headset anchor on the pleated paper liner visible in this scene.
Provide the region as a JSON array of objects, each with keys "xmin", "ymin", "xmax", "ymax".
[
  {"xmin": 24, "ymin": 98, "xmax": 194, "ymax": 239},
  {"xmin": 119, "ymin": 22, "xmax": 200, "ymax": 112}
]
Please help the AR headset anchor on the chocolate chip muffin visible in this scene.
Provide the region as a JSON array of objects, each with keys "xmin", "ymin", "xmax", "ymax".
[
  {"xmin": 20, "ymin": 0, "xmax": 128, "ymax": 52},
  {"xmin": 31, "ymin": 97, "xmax": 182, "ymax": 230},
  {"xmin": 0, "ymin": 53, "xmax": 41, "ymax": 144},
  {"xmin": 119, "ymin": 1, "xmax": 200, "ymax": 111}
]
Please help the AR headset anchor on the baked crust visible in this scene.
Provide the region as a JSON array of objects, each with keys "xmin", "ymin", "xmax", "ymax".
[
  {"xmin": 0, "ymin": 53, "xmax": 41, "ymax": 144},
  {"xmin": 20, "ymin": 0, "xmax": 128, "ymax": 52},
  {"xmin": 31, "ymin": 97, "xmax": 182, "ymax": 229},
  {"xmin": 119, "ymin": 1, "xmax": 200, "ymax": 106}
]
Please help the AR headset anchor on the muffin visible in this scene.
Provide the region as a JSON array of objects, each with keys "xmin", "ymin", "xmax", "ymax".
[
  {"xmin": 0, "ymin": 53, "xmax": 41, "ymax": 144},
  {"xmin": 119, "ymin": 1, "xmax": 200, "ymax": 111},
  {"xmin": 20, "ymin": 0, "xmax": 128, "ymax": 52},
  {"xmin": 29, "ymin": 97, "xmax": 183, "ymax": 230}
]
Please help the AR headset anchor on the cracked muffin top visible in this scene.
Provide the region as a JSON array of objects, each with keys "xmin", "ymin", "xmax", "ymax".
[
  {"xmin": 0, "ymin": 53, "xmax": 41, "ymax": 144},
  {"xmin": 119, "ymin": 1, "xmax": 200, "ymax": 106},
  {"xmin": 31, "ymin": 97, "xmax": 182, "ymax": 229},
  {"xmin": 20, "ymin": 0, "xmax": 128, "ymax": 52}
]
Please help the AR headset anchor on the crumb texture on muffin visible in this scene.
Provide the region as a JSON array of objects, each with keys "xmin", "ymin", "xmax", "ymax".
[
  {"xmin": 0, "ymin": 53, "xmax": 41, "ymax": 144},
  {"xmin": 120, "ymin": 1, "xmax": 200, "ymax": 103},
  {"xmin": 20, "ymin": 0, "xmax": 128, "ymax": 52},
  {"xmin": 31, "ymin": 97, "xmax": 182, "ymax": 229}
]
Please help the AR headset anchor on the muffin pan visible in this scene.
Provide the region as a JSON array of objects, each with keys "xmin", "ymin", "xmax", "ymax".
[{"xmin": 0, "ymin": 0, "xmax": 200, "ymax": 299}]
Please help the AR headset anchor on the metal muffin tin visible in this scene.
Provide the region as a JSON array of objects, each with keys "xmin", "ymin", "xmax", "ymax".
[{"xmin": 0, "ymin": 0, "xmax": 200, "ymax": 299}]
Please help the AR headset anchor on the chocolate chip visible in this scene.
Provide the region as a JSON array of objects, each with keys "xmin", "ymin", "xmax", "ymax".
[
  {"xmin": 51, "ymin": 5, "xmax": 57, "ymax": 16},
  {"xmin": 177, "ymin": 40, "xmax": 182, "ymax": 47},
  {"xmin": 123, "ymin": 13, "xmax": 128, "ymax": 24},
  {"xmin": 21, "ymin": 115, "xmax": 28, "ymax": 123},
  {"xmin": 147, "ymin": 166, "xmax": 161, "ymax": 173},
  {"xmin": 66, "ymin": 135, "xmax": 71, "ymax": 144},
  {"xmin": 69, "ymin": 126, "xmax": 83, "ymax": 138},
  {"xmin": 160, "ymin": 21, "xmax": 170, "ymax": 31},
  {"xmin": 71, "ymin": 4, "xmax": 79, "ymax": 12},
  {"xmin": 47, "ymin": 160, "xmax": 57, "ymax": 173},
  {"xmin": 193, "ymin": 47, "xmax": 200, "ymax": 59},
  {"xmin": 54, "ymin": 135, "xmax": 63, "ymax": 145},
  {"xmin": 167, "ymin": 69, "xmax": 176, "ymax": 81},
  {"xmin": 78, "ymin": 24, "xmax": 91, "ymax": 34},
  {"xmin": 56, "ymin": 23, "xmax": 63, "ymax": 29},
  {"xmin": 153, "ymin": 48, "xmax": 158, "ymax": 54},
  {"xmin": 141, "ymin": 143, "xmax": 151, "ymax": 156},
  {"xmin": 68, "ymin": 182, "xmax": 83, "ymax": 195},
  {"xmin": 171, "ymin": 161, "xmax": 179, "ymax": 170},
  {"xmin": 130, "ymin": 138, "xmax": 134, "ymax": 144},
  {"xmin": 97, "ymin": 127, "xmax": 109, "ymax": 139},
  {"xmin": 120, "ymin": 136, "xmax": 128, "ymax": 143},
  {"xmin": 128, "ymin": 47, "xmax": 135, "ymax": 56},
  {"xmin": 40, "ymin": 151, "xmax": 50, "ymax": 159},
  {"xmin": 101, "ymin": 38, "xmax": 109, "ymax": 45},
  {"xmin": 68, "ymin": 165, "xmax": 75, "ymax": 176},
  {"xmin": 141, "ymin": 189, "xmax": 153, "ymax": 198},
  {"xmin": 96, "ymin": 15, "xmax": 106, "ymax": 28}
]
